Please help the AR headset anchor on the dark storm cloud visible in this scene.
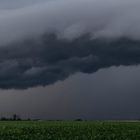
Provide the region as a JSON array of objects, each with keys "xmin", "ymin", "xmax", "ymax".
[
  {"xmin": 0, "ymin": 34, "xmax": 140, "ymax": 89},
  {"xmin": 0, "ymin": 0, "xmax": 140, "ymax": 88}
]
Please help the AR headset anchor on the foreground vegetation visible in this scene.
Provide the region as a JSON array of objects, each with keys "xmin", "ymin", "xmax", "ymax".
[{"xmin": 0, "ymin": 121, "xmax": 139, "ymax": 140}]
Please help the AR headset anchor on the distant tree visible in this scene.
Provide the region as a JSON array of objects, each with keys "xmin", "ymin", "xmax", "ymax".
[
  {"xmin": 74, "ymin": 119, "xmax": 83, "ymax": 121},
  {"xmin": 13, "ymin": 114, "xmax": 17, "ymax": 120},
  {"xmin": 0, "ymin": 114, "xmax": 22, "ymax": 121},
  {"xmin": 27, "ymin": 118, "xmax": 31, "ymax": 121},
  {"xmin": 1, "ymin": 117, "xmax": 7, "ymax": 121},
  {"xmin": 12, "ymin": 114, "xmax": 21, "ymax": 121}
]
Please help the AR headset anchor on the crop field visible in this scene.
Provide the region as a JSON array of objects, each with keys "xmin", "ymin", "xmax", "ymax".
[{"xmin": 0, "ymin": 121, "xmax": 139, "ymax": 140}]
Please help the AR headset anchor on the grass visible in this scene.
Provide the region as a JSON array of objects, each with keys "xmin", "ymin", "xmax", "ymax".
[{"xmin": 0, "ymin": 121, "xmax": 139, "ymax": 139}]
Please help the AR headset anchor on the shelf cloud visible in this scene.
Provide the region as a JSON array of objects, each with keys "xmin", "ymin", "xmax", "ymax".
[{"xmin": 0, "ymin": 34, "xmax": 139, "ymax": 89}]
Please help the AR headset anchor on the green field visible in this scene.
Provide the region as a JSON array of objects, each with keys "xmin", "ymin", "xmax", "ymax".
[{"xmin": 0, "ymin": 121, "xmax": 139, "ymax": 140}]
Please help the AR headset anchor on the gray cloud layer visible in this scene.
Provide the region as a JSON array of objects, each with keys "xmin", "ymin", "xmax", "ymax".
[
  {"xmin": 0, "ymin": 0, "xmax": 140, "ymax": 45},
  {"xmin": 0, "ymin": 0, "xmax": 140, "ymax": 88},
  {"xmin": 0, "ymin": 0, "xmax": 48, "ymax": 9}
]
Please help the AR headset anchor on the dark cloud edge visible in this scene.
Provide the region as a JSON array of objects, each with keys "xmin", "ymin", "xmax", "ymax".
[{"xmin": 0, "ymin": 33, "xmax": 140, "ymax": 89}]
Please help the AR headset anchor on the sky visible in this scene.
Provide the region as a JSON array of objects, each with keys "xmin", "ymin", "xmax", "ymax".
[{"xmin": 0, "ymin": 0, "xmax": 140, "ymax": 119}]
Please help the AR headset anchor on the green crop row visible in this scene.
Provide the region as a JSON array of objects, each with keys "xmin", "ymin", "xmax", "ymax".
[{"xmin": 0, "ymin": 121, "xmax": 139, "ymax": 140}]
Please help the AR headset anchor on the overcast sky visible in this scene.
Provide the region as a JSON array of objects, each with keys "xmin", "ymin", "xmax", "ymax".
[
  {"xmin": 0, "ymin": 0, "xmax": 140, "ymax": 119},
  {"xmin": 1, "ymin": 0, "xmax": 140, "ymax": 45},
  {"xmin": 0, "ymin": 0, "xmax": 48, "ymax": 9}
]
